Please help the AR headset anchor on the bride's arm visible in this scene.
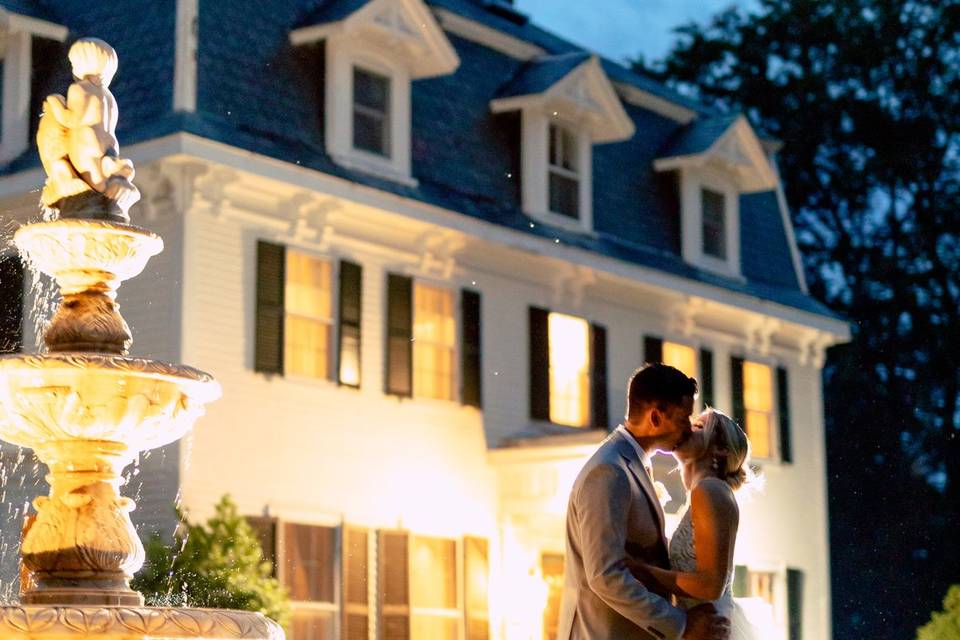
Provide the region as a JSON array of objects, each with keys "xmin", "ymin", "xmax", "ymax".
[{"xmin": 628, "ymin": 478, "xmax": 739, "ymax": 601}]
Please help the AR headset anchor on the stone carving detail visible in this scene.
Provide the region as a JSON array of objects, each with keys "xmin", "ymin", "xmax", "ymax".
[
  {"xmin": 37, "ymin": 38, "xmax": 140, "ymax": 223},
  {"xmin": 0, "ymin": 606, "xmax": 283, "ymax": 639}
]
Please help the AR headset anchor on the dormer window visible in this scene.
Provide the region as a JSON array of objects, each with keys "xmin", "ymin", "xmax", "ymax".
[
  {"xmin": 701, "ymin": 187, "xmax": 727, "ymax": 260},
  {"xmin": 655, "ymin": 115, "xmax": 779, "ymax": 278},
  {"xmin": 548, "ymin": 123, "xmax": 580, "ymax": 219},
  {"xmin": 352, "ymin": 66, "xmax": 391, "ymax": 157},
  {"xmin": 289, "ymin": 0, "xmax": 459, "ymax": 186},
  {"xmin": 491, "ymin": 54, "xmax": 634, "ymax": 233}
]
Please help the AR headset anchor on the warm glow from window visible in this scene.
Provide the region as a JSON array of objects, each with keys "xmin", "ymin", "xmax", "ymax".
[
  {"xmin": 413, "ymin": 284, "xmax": 456, "ymax": 401},
  {"xmin": 284, "ymin": 252, "xmax": 332, "ymax": 378},
  {"xmin": 411, "ymin": 536, "xmax": 459, "ymax": 640},
  {"xmin": 748, "ymin": 571, "xmax": 776, "ymax": 606},
  {"xmin": 743, "ymin": 361, "xmax": 774, "ymax": 458},
  {"xmin": 662, "ymin": 342, "xmax": 697, "ymax": 379},
  {"xmin": 542, "ymin": 553, "xmax": 564, "ymax": 640},
  {"xmin": 548, "ymin": 313, "xmax": 591, "ymax": 427}
]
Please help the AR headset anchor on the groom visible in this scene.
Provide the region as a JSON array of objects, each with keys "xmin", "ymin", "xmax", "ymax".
[{"xmin": 557, "ymin": 363, "xmax": 730, "ymax": 639}]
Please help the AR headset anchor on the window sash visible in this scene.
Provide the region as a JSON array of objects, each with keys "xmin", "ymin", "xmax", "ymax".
[
  {"xmin": 662, "ymin": 341, "xmax": 697, "ymax": 380},
  {"xmin": 547, "ymin": 312, "xmax": 591, "ymax": 427},
  {"xmin": 701, "ymin": 187, "xmax": 727, "ymax": 259},
  {"xmin": 412, "ymin": 283, "xmax": 456, "ymax": 401},
  {"xmin": 743, "ymin": 361, "xmax": 775, "ymax": 459},
  {"xmin": 284, "ymin": 251, "xmax": 333, "ymax": 379},
  {"xmin": 352, "ymin": 67, "xmax": 391, "ymax": 157}
]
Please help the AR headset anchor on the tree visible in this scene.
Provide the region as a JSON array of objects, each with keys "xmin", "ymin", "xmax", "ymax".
[
  {"xmin": 917, "ymin": 585, "xmax": 960, "ymax": 640},
  {"xmin": 133, "ymin": 495, "xmax": 290, "ymax": 627},
  {"xmin": 636, "ymin": 1, "xmax": 960, "ymax": 638}
]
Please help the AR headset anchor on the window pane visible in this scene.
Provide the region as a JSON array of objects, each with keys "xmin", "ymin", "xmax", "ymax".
[
  {"xmin": 283, "ymin": 524, "xmax": 336, "ymax": 603},
  {"xmin": 549, "ymin": 124, "xmax": 577, "ymax": 171},
  {"xmin": 662, "ymin": 342, "xmax": 697, "ymax": 379},
  {"xmin": 353, "ymin": 67, "xmax": 390, "ymax": 157},
  {"xmin": 542, "ymin": 553, "xmax": 564, "ymax": 640},
  {"xmin": 292, "ymin": 609, "xmax": 335, "ymax": 640},
  {"xmin": 749, "ymin": 571, "xmax": 777, "ymax": 606},
  {"xmin": 411, "ymin": 616, "xmax": 458, "ymax": 640},
  {"xmin": 410, "ymin": 536, "xmax": 457, "ymax": 609},
  {"xmin": 549, "ymin": 171, "xmax": 579, "ymax": 219},
  {"xmin": 746, "ymin": 410, "xmax": 772, "ymax": 459},
  {"xmin": 548, "ymin": 313, "xmax": 591, "ymax": 427},
  {"xmin": 743, "ymin": 361, "xmax": 774, "ymax": 458},
  {"xmin": 285, "ymin": 252, "xmax": 332, "ymax": 378},
  {"xmin": 413, "ymin": 284, "xmax": 455, "ymax": 401},
  {"xmin": 339, "ymin": 326, "xmax": 361, "ymax": 387},
  {"xmin": 702, "ymin": 188, "xmax": 727, "ymax": 259}
]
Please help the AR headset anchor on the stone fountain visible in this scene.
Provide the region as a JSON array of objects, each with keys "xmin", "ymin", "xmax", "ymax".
[{"xmin": 0, "ymin": 38, "xmax": 283, "ymax": 638}]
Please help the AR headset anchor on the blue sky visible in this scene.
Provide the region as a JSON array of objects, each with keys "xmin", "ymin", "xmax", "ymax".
[{"xmin": 512, "ymin": 0, "xmax": 750, "ymax": 63}]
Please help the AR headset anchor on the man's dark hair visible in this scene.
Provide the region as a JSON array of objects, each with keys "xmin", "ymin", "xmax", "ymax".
[{"xmin": 626, "ymin": 363, "xmax": 698, "ymax": 416}]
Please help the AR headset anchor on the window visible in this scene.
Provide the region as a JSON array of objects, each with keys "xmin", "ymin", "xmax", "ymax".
[
  {"xmin": 548, "ymin": 124, "xmax": 579, "ymax": 219},
  {"xmin": 548, "ymin": 312, "xmax": 591, "ymax": 427},
  {"xmin": 662, "ymin": 341, "xmax": 697, "ymax": 380},
  {"xmin": 284, "ymin": 251, "xmax": 333, "ymax": 379},
  {"xmin": 743, "ymin": 361, "xmax": 774, "ymax": 459},
  {"xmin": 282, "ymin": 523, "xmax": 337, "ymax": 640},
  {"xmin": 701, "ymin": 188, "xmax": 727, "ymax": 259},
  {"xmin": 541, "ymin": 553, "xmax": 564, "ymax": 640},
  {"xmin": 352, "ymin": 66, "xmax": 391, "ymax": 157},
  {"xmin": 0, "ymin": 253, "xmax": 25, "ymax": 354},
  {"xmin": 412, "ymin": 283, "xmax": 456, "ymax": 401},
  {"xmin": 464, "ymin": 537, "xmax": 490, "ymax": 640},
  {"xmin": 410, "ymin": 536, "xmax": 459, "ymax": 639}
]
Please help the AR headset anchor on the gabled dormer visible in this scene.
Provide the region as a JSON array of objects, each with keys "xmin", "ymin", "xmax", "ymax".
[
  {"xmin": 290, "ymin": 0, "xmax": 460, "ymax": 185},
  {"xmin": 0, "ymin": 7, "xmax": 67, "ymax": 163},
  {"xmin": 655, "ymin": 115, "xmax": 778, "ymax": 279},
  {"xmin": 491, "ymin": 53, "xmax": 634, "ymax": 233}
]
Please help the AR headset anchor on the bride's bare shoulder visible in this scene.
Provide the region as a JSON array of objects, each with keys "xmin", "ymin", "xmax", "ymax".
[{"xmin": 690, "ymin": 477, "xmax": 738, "ymax": 517}]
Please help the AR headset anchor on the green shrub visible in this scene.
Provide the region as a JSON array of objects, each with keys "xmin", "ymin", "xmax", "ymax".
[{"xmin": 917, "ymin": 585, "xmax": 960, "ymax": 640}]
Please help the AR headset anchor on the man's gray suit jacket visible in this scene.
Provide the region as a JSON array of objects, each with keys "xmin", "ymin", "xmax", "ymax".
[{"xmin": 557, "ymin": 429, "xmax": 687, "ymax": 639}]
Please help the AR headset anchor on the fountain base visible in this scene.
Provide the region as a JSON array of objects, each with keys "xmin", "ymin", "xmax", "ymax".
[{"xmin": 0, "ymin": 605, "xmax": 283, "ymax": 638}]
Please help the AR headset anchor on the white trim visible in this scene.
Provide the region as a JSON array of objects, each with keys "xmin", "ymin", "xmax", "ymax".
[
  {"xmin": 0, "ymin": 132, "xmax": 849, "ymax": 340},
  {"xmin": 289, "ymin": 0, "xmax": 459, "ymax": 79},
  {"xmin": 0, "ymin": 10, "xmax": 68, "ymax": 41},
  {"xmin": 614, "ymin": 81, "xmax": 697, "ymax": 124},
  {"xmin": 173, "ymin": 0, "xmax": 198, "ymax": 112},
  {"xmin": 771, "ymin": 157, "xmax": 809, "ymax": 294},
  {"xmin": 433, "ymin": 7, "xmax": 544, "ymax": 60},
  {"xmin": 0, "ymin": 30, "xmax": 32, "ymax": 164}
]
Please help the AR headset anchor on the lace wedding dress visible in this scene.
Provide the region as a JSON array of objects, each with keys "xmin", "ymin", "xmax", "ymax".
[{"xmin": 669, "ymin": 508, "xmax": 781, "ymax": 640}]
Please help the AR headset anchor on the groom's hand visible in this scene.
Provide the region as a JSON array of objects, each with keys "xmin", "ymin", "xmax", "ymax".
[{"xmin": 682, "ymin": 603, "xmax": 730, "ymax": 640}]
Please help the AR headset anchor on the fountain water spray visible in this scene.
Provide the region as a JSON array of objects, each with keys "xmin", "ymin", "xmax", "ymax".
[{"xmin": 0, "ymin": 38, "xmax": 283, "ymax": 638}]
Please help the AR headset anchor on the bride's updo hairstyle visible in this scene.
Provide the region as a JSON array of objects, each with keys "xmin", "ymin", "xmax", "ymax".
[{"xmin": 700, "ymin": 409, "xmax": 760, "ymax": 491}]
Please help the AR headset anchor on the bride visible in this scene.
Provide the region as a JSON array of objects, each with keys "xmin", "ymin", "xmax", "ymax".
[{"xmin": 628, "ymin": 409, "xmax": 779, "ymax": 640}]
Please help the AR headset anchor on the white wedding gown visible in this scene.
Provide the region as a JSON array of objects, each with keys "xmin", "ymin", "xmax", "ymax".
[{"xmin": 669, "ymin": 508, "xmax": 781, "ymax": 640}]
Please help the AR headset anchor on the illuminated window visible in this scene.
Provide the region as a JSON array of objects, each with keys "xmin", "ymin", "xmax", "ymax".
[
  {"xmin": 464, "ymin": 537, "xmax": 490, "ymax": 640},
  {"xmin": 284, "ymin": 252, "xmax": 333, "ymax": 379},
  {"xmin": 410, "ymin": 536, "xmax": 459, "ymax": 640},
  {"xmin": 353, "ymin": 66, "xmax": 391, "ymax": 157},
  {"xmin": 548, "ymin": 124, "xmax": 580, "ymax": 219},
  {"xmin": 701, "ymin": 188, "xmax": 727, "ymax": 259},
  {"xmin": 413, "ymin": 283, "xmax": 456, "ymax": 401},
  {"xmin": 282, "ymin": 523, "xmax": 337, "ymax": 640},
  {"xmin": 733, "ymin": 565, "xmax": 777, "ymax": 606},
  {"xmin": 662, "ymin": 341, "xmax": 697, "ymax": 379},
  {"xmin": 542, "ymin": 553, "xmax": 564, "ymax": 640},
  {"xmin": 548, "ymin": 312, "xmax": 591, "ymax": 427},
  {"xmin": 743, "ymin": 361, "xmax": 774, "ymax": 459}
]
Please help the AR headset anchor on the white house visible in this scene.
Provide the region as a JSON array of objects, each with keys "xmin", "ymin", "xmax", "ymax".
[{"xmin": 0, "ymin": 0, "xmax": 849, "ymax": 639}]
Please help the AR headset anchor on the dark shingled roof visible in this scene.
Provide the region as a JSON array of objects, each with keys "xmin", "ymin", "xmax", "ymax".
[
  {"xmin": 0, "ymin": 0, "xmax": 55, "ymax": 20},
  {"xmin": 0, "ymin": 0, "xmax": 841, "ymax": 323},
  {"xmin": 495, "ymin": 51, "xmax": 589, "ymax": 98},
  {"xmin": 659, "ymin": 114, "xmax": 740, "ymax": 158}
]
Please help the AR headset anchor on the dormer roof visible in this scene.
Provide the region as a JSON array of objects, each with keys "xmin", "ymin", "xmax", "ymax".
[
  {"xmin": 290, "ymin": 0, "xmax": 460, "ymax": 79},
  {"xmin": 490, "ymin": 53, "xmax": 635, "ymax": 143},
  {"xmin": 654, "ymin": 114, "xmax": 778, "ymax": 192}
]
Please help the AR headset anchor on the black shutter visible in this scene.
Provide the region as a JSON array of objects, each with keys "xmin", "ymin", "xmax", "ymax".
[
  {"xmin": 643, "ymin": 335, "xmax": 663, "ymax": 364},
  {"xmin": 386, "ymin": 274, "xmax": 413, "ymax": 397},
  {"xmin": 730, "ymin": 356, "xmax": 746, "ymax": 430},
  {"xmin": 699, "ymin": 348, "xmax": 714, "ymax": 407},
  {"xmin": 378, "ymin": 531, "xmax": 410, "ymax": 640},
  {"xmin": 0, "ymin": 255, "xmax": 24, "ymax": 354},
  {"xmin": 590, "ymin": 323, "xmax": 608, "ymax": 428},
  {"xmin": 461, "ymin": 289, "xmax": 482, "ymax": 408},
  {"xmin": 245, "ymin": 516, "xmax": 277, "ymax": 577},
  {"xmin": 343, "ymin": 527, "xmax": 370, "ymax": 640},
  {"xmin": 787, "ymin": 568, "xmax": 804, "ymax": 640},
  {"xmin": 254, "ymin": 241, "xmax": 284, "ymax": 374},
  {"xmin": 529, "ymin": 307, "xmax": 550, "ymax": 421},
  {"xmin": 337, "ymin": 260, "xmax": 362, "ymax": 387},
  {"xmin": 777, "ymin": 366, "xmax": 793, "ymax": 463}
]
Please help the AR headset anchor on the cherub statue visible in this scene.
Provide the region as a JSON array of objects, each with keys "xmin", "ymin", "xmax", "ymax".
[{"xmin": 37, "ymin": 38, "xmax": 139, "ymax": 222}]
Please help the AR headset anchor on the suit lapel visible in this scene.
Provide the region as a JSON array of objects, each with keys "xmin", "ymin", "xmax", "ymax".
[{"xmin": 615, "ymin": 432, "xmax": 667, "ymax": 535}]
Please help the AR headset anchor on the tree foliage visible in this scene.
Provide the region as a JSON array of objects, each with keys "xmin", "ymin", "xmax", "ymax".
[
  {"xmin": 132, "ymin": 495, "xmax": 290, "ymax": 627},
  {"xmin": 917, "ymin": 585, "xmax": 960, "ymax": 640},
  {"xmin": 637, "ymin": 1, "xmax": 960, "ymax": 637}
]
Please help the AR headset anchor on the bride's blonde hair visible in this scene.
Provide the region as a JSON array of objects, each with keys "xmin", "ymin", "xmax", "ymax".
[{"xmin": 699, "ymin": 408, "xmax": 761, "ymax": 491}]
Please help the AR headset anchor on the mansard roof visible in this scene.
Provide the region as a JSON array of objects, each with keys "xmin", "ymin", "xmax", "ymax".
[{"xmin": 0, "ymin": 0, "xmax": 840, "ymax": 323}]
